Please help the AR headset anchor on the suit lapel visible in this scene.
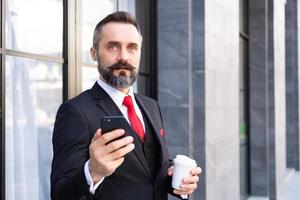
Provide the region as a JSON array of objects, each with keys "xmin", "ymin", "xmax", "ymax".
[
  {"xmin": 90, "ymin": 83, "xmax": 122, "ymax": 116},
  {"xmin": 135, "ymin": 96, "xmax": 160, "ymax": 137},
  {"xmin": 135, "ymin": 95, "xmax": 166, "ymax": 179},
  {"xmin": 90, "ymin": 83, "xmax": 151, "ymax": 178}
]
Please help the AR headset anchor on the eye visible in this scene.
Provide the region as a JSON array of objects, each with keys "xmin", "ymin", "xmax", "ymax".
[
  {"xmin": 107, "ymin": 43, "xmax": 119, "ymax": 51},
  {"xmin": 127, "ymin": 44, "xmax": 138, "ymax": 52}
]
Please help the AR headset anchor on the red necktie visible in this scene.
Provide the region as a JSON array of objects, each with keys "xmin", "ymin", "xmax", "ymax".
[{"xmin": 123, "ymin": 96, "xmax": 145, "ymax": 142}]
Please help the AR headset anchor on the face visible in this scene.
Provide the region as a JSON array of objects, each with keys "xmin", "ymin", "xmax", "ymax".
[{"xmin": 91, "ymin": 22, "xmax": 142, "ymax": 90}]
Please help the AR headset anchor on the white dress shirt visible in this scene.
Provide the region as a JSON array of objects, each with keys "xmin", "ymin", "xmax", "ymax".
[{"xmin": 84, "ymin": 79, "xmax": 145, "ymax": 194}]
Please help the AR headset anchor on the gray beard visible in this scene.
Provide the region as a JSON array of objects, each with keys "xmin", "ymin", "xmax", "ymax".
[{"xmin": 98, "ymin": 65, "xmax": 137, "ymax": 89}]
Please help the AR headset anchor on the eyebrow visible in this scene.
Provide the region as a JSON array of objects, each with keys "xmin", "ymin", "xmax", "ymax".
[
  {"xmin": 106, "ymin": 41, "xmax": 139, "ymax": 47},
  {"xmin": 127, "ymin": 43, "xmax": 138, "ymax": 48},
  {"xmin": 106, "ymin": 41, "xmax": 121, "ymax": 46}
]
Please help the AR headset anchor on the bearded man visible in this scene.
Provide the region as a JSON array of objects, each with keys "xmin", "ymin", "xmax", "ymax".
[{"xmin": 50, "ymin": 11, "xmax": 200, "ymax": 200}]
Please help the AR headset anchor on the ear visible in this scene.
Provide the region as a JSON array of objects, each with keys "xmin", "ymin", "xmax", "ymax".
[{"xmin": 90, "ymin": 47, "xmax": 97, "ymax": 61}]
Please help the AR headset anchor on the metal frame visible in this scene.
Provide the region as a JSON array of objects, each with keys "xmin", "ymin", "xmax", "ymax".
[
  {"xmin": 148, "ymin": 0, "xmax": 158, "ymax": 99},
  {"xmin": 66, "ymin": 0, "xmax": 83, "ymax": 99},
  {"xmin": 135, "ymin": 0, "xmax": 158, "ymax": 99},
  {"xmin": 63, "ymin": 0, "xmax": 68, "ymax": 101},
  {"xmin": 0, "ymin": 49, "xmax": 64, "ymax": 63},
  {"xmin": 116, "ymin": 0, "xmax": 120, "ymax": 11},
  {"xmin": 239, "ymin": 0, "xmax": 250, "ymax": 199}
]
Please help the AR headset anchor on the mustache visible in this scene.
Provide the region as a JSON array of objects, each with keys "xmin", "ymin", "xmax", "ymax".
[{"xmin": 107, "ymin": 60, "xmax": 136, "ymax": 71}]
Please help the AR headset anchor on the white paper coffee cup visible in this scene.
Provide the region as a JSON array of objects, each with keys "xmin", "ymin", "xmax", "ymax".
[{"xmin": 172, "ymin": 155, "xmax": 197, "ymax": 190}]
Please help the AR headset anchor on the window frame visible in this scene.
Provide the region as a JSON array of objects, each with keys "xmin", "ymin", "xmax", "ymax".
[
  {"xmin": 135, "ymin": 0, "xmax": 157, "ymax": 98},
  {"xmin": 0, "ymin": 0, "xmax": 68, "ymax": 199},
  {"xmin": 239, "ymin": 0, "xmax": 250, "ymax": 199}
]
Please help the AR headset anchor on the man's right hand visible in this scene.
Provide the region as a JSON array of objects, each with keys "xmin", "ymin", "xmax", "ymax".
[{"xmin": 88, "ymin": 128, "xmax": 135, "ymax": 183}]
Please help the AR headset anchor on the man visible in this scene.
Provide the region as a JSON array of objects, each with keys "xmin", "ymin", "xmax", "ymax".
[{"xmin": 51, "ymin": 11, "xmax": 201, "ymax": 200}]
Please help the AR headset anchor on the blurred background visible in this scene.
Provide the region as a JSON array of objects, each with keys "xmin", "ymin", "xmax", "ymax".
[{"xmin": 0, "ymin": 0, "xmax": 299, "ymax": 200}]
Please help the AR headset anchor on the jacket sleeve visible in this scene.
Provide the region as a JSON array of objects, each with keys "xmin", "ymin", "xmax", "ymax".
[{"xmin": 50, "ymin": 102, "xmax": 94, "ymax": 200}]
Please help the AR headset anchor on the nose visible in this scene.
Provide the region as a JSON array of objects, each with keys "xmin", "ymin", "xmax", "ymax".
[{"xmin": 117, "ymin": 48, "xmax": 129, "ymax": 62}]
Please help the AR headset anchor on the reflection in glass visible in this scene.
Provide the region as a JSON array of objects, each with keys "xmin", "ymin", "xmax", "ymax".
[
  {"xmin": 5, "ymin": 56, "xmax": 62, "ymax": 200},
  {"xmin": 82, "ymin": 0, "xmax": 116, "ymax": 65},
  {"xmin": 118, "ymin": 0, "xmax": 136, "ymax": 15},
  {"xmin": 6, "ymin": 0, "xmax": 63, "ymax": 57},
  {"xmin": 82, "ymin": 66, "xmax": 99, "ymax": 91}
]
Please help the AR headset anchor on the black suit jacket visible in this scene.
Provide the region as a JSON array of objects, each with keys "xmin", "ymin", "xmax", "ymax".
[{"xmin": 50, "ymin": 83, "xmax": 179, "ymax": 200}]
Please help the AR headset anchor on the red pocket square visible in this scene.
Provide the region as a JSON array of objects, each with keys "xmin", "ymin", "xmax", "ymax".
[{"xmin": 159, "ymin": 128, "xmax": 164, "ymax": 137}]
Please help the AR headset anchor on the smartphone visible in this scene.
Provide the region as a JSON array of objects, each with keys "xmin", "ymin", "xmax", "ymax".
[{"xmin": 101, "ymin": 116, "xmax": 127, "ymax": 143}]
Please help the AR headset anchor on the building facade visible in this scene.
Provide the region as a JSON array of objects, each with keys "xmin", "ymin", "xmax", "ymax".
[{"xmin": 0, "ymin": 0, "xmax": 299, "ymax": 200}]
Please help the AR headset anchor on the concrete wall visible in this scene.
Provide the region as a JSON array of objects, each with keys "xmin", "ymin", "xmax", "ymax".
[
  {"xmin": 157, "ymin": 0, "xmax": 205, "ymax": 199},
  {"xmin": 205, "ymin": 0, "xmax": 240, "ymax": 199},
  {"xmin": 157, "ymin": 0, "xmax": 295, "ymax": 199},
  {"xmin": 248, "ymin": 1, "xmax": 287, "ymax": 199},
  {"xmin": 157, "ymin": 0, "xmax": 239, "ymax": 199}
]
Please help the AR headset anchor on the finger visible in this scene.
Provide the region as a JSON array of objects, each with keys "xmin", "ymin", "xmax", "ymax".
[
  {"xmin": 180, "ymin": 182, "xmax": 198, "ymax": 191},
  {"xmin": 167, "ymin": 166, "xmax": 174, "ymax": 176},
  {"xmin": 106, "ymin": 136, "xmax": 134, "ymax": 153},
  {"xmin": 173, "ymin": 189, "xmax": 194, "ymax": 195},
  {"xmin": 100, "ymin": 129, "xmax": 126, "ymax": 145},
  {"xmin": 190, "ymin": 167, "xmax": 202, "ymax": 175},
  {"xmin": 91, "ymin": 129, "xmax": 102, "ymax": 142},
  {"xmin": 108, "ymin": 143, "xmax": 135, "ymax": 160},
  {"xmin": 182, "ymin": 175, "xmax": 199, "ymax": 184}
]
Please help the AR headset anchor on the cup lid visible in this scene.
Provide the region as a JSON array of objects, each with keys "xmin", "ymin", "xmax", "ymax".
[{"xmin": 174, "ymin": 155, "xmax": 197, "ymax": 167}]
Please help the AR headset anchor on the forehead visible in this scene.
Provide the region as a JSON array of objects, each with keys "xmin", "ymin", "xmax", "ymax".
[{"xmin": 100, "ymin": 22, "xmax": 141, "ymax": 45}]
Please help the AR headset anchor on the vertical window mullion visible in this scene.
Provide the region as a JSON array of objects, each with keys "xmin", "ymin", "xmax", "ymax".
[
  {"xmin": 116, "ymin": 0, "xmax": 119, "ymax": 11},
  {"xmin": 66, "ymin": 0, "xmax": 81, "ymax": 98},
  {"xmin": 239, "ymin": 0, "xmax": 249, "ymax": 199},
  {"xmin": 135, "ymin": 0, "xmax": 157, "ymax": 98},
  {"xmin": 62, "ymin": 0, "xmax": 68, "ymax": 101}
]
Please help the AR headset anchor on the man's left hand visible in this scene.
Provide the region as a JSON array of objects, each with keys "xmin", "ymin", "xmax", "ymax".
[{"xmin": 168, "ymin": 166, "xmax": 201, "ymax": 196}]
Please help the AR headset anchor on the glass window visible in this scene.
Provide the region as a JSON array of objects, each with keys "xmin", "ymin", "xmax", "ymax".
[
  {"xmin": 6, "ymin": 0, "xmax": 63, "ymax": 57},
  {"xmin": 82, "ymin": 0, "xmax": 116, "ymax": 65},
  {"xmin": 81, "ymin": 0, "xmax": 116, "ymax": 90},
  {"xmin": 82, "ymin": 66, "xmax": 99, "ymax": 91},
  {"xmin": 118, "ymin": 0, "xmax": 136, "ymax": 14},
  {"xmin": 5, "ymin": 56, "xmax": 62, "ymax": 200}
]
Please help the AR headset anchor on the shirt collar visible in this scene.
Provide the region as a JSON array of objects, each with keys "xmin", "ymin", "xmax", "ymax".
[{"xmin": 97, "ymin": 79, "xmax": 135, "ymax": 107}]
